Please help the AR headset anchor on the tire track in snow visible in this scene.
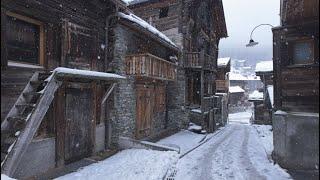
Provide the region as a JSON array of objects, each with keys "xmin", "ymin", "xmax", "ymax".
[
  {"xmin": 199, "ymin": 126, "xmax": 238, "ymax": 180},
  {"xmin": 239, "ymin": 126, "xmax": 267, "ymax": 180}
]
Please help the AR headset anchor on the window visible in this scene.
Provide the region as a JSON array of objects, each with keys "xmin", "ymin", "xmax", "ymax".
[
  {"xmin": 291, "ymin": 40, "xmax": 314, "ymax": 65},
  {"xmin": 159, "ymin": 7, "xmax": 169, "ymax": 18},
  {"xmin": 5, "ymin": 12, "xmax": 45, "ymax": 66}
]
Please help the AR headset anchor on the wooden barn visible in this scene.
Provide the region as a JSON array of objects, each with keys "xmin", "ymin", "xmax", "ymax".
[
  {"xmin": 272, "ymin": 0, "xmax": 319, "ymax": 171},
  {"xmin": 215, "ymin": 57, "xmax": 231, "ymax": 127},
  {"xmin": 127, "ymin": 0, "xmax": 228, "ymax": 132},
  {"xmin": 1, "ymin": 0, "xmax": 180, "ymax": 178},
  {"xmin": 249, "ymin": 60, "xmax": 273, "ymax": 124}
]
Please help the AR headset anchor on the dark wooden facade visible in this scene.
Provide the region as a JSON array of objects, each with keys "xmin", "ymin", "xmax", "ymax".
[
  {"xmin": 273, "ymin": 0, "xmax": 319, "ymax": 113},
  {"xmin": 129, "ymin": 0, "xmax": 227, "ymax": 131}
]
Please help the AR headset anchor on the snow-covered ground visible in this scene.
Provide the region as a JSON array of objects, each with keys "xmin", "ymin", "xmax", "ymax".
[
  {"xmin": 229, "ymin": 110, "xmax": 253, "ymax": 124},
  {"xmin": 56, "ymin": 149, "xmax": 178, "ymax": 180},
  {"xmin": 252, "ymin": 125, "xmax": 274, "ymax": 156},
  {"xmin": 1, "ymin": 174, "xmax": 15, "ymax": 180},
  {"xmin": 173, "ymin": 111, "xmax": 291, "ymax": 180},
  {"xmin": 157, "ymin": 130, "xmax": 207, "ymax": 154}
]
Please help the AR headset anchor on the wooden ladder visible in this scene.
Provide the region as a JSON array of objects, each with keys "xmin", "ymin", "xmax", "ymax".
[{"xmin": 1, "ymin": 71, "xmax": 62, "ymax": 176}]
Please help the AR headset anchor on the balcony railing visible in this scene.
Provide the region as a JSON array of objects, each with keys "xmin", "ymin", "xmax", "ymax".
[
  {"xmin": 125, "ymin": 53, "xmax": 177, "ymax": 81},
  {"xmin": 185, "ymin": 51, "xmax": 216, "ymax": 71}
]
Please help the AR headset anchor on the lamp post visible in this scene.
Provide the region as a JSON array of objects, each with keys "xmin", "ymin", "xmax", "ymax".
[{"xmin": 246, "ymin": 24, "xmax": 274, "ymax": 47}]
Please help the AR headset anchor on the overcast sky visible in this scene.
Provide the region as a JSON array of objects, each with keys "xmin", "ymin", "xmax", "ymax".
[{"xmin": 219, "ymin": 0, "xmax": 280, "ymax": 64}]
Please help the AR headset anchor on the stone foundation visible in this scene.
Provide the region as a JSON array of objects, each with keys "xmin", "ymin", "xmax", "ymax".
[{"xmin": 273, "ymin": 111, "xmax": 319, "ymax": 170}]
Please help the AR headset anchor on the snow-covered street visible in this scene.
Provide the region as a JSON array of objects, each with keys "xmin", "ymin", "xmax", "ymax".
[
  {"xmin": 174, "ymin": 112, "xmax": 291, "ymax": 180},
  {"xmin": 49, "ymin": 111, "xmax": 292, "ymax": 180}
]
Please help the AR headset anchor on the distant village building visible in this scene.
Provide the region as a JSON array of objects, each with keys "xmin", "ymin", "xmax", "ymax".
[
  {"xmin": 272, "ymin": 0, "xmax": 319, "ymax": 171},
  {"xmin": 249, "ymin": 61, "xmax": 273, "ymax": 124},
  {"xmin": 128, "ymin": 0, "xmax": 228, "ymax": 133},
  {"xmin": 228, "ymin": 86, "xmax": 246, "ymax": 112},
  {"xmin": 215, "ymin": 57, "xmax": 231, "ymax": 127}
]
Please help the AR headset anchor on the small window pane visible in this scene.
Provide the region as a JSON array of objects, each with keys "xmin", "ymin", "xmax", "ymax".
[{"xmin": 292, "ymin": 41, "xmax": 313, "ymax": 64}]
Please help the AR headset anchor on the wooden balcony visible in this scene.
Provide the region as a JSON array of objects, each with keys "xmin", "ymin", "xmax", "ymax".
[
  {"xmin": 125, "ymin": 53, "xmax": 177, "ymax": 81},
  {"xmin": 216, "ymin": 80, "xmax": 229, "ymax": 92},
  {"xmin": 185, "ymin": 51, "xmax": 216, "ymax": 71}
]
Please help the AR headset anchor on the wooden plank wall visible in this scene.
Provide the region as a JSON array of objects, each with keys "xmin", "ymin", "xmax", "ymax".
[{"xmin": 273, "ymin": 20, "xmax": 319, "ymax": 112}]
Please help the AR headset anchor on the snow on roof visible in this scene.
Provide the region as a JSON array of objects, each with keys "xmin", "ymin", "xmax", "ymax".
[
  {"xmin": 249, "ymin": 90, "xmax": 264, "ymax": 101},
  {"xmin": 218, "ymin": 57, "xmax": 231, "ymax": 67},
  {"xmin": 117, "ymin": 12, "xmax": 177, "ymax": 48},
  {"xmin": 8, "ymin": 61, "xmax": 44, "ymax": 69},
  {"xmin": 229, "ymin": 86, "xmax": 245, "ymax": 93},
  {"xmin": 267, "ymin": 85, "xmax": 274, "ymax": 107},
  {"xmin": 255, "ymin": 61, "xmax": 273, "ymax": 73},
  {"xmin": 52, "ymin": 67, "xmax": 125, "ymax": 80},
  {"xmin": 229, "ymin": 72, "xmax": 261, "ymax": 81},
  {"xmin": 126, "ymin": 0, "xmax": 150, "ymax": 5}
]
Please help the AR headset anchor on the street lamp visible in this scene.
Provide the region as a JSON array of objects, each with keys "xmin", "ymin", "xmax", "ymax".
[{"xmin": 246, "ymin": 24, "xmax": 274, "ymax": 47}]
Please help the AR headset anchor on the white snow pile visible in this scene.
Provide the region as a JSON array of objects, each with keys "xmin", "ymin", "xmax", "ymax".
[
  {"xmin": 157, "ymin": 130, "xmax": 207, "ymax": 154},
  {"xmin": 1, "ymin": 174, "xmax": 15, "ymax": 180},
  {"xmin": 188, "ymin": 123, "xmax": 202, "ymax": 132},
  {"xmin": 217, "ymin": 57, "xmax": 231, "ymax": 67},
  {"xmin": 249, "ymin": 90, "xmax": 264, "ymax": 100},
  {"xmin": 255, "ymin": 61, "xmax": 273, "ymax": 72},
  {"xmin": 117, "ymin": 12, "xmax": 177, "ymax": 47},
  {"xmin": 229, "ymin": 86, "xmax": 245, "ymax": 93},
  {"xmin": 56, "ymin": 149, "xmax": 178, "ymax": 180},
  {"xmin": 267, "ymin": 85, "xmax": 274, "ymax": 107},
  {"xmin": 252, "ymin": 125, "xmax": 274, "ymax": 156}
]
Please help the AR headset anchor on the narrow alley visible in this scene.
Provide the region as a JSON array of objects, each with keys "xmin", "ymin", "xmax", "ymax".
[{"xmin": 174, "ymin": 111, "xmax": 291, "ymax": 180}]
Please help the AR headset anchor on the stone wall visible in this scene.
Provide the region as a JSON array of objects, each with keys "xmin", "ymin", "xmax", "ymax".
[
  {"xmin": 108, "ymin": 23, "xmax": 185, "ymax": 146},
  {"xmin": 273, "ymin": 111, "xmax": 319, "ymax": 170},
  {"xmin": 13, "ymin": 138, "xmax": 55, "ymax": 179}
]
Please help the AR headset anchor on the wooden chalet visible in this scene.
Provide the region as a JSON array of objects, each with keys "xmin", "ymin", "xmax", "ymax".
[
  {"xmin": 1, "ymin": 0, "xmax": 180, "ymax": 178},
  {"xmin": 214, "ymin": 57, "xmax": 231, "ymax": 127},
  {"xmin": 249, "ymin": 61, "xmax": 273, "ymax": 124},
  {"xmin": 272, "ymin": 0, "xmax": 319, "ymax": 171},
  {"xmin": 128, "ymin": 0, "xmax": 228, "ymax": 132}
]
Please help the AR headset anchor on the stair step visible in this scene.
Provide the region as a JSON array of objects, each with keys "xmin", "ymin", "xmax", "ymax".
[
  {"xmin": 1, "ymin": 152, "xmax": 7, "ymax": 162},
  {"xmin": 15, "ymin": 103, "xmax": 36, "ymax": 109},
  {"xmin": 38, "ymin": 72, "xmax": 52, "ymax": 81},
  {"xmin": 7, "ymin": 116, "xmax": 27, "ymax": 123},
  {"xmin": 23, "ymin": 92, "xmax": 42, "ymax": 98},
  {"xmin": 8, "ymin": 116, "xmax": 27, "ymax": 131},
  {"xmin": 30, "ymin": 80, "xmax": 45, "ymax": 86},
  {"xmin": 3, "ymin": 137, "xmax": 17, "ymax": 145}
]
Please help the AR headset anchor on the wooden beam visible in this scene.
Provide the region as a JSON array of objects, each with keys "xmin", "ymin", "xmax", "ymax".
[
  {"xmin": 101, "ymin": 83, "xmax": 116, "ymax": 105},
  {"xmin": 2, "ymin": 74, "xmax": 62, "ymax": 176}
]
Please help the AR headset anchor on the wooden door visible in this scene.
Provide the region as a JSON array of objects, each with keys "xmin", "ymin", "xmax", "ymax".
[
  {"xmin": 136, "ymin": 84, "xmax": 154, "ymax": 139},
  {"xmin": 64, "ymin": 88, "xmax": 93, "ymax": 164}
]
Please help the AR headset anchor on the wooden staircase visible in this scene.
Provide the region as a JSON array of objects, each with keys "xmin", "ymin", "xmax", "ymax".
[{"xmin": 1, "ymin": 71, "xmax": 62, "ymax": 176}]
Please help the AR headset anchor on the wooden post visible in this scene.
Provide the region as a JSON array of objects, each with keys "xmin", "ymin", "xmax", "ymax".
[
  {"xmin": 200, "ymin": 70, "xmax": 205, "ymax": 126},
  {"xmin": 1, "ymin": 8, "xmax": 7, "ymax": 69}
]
